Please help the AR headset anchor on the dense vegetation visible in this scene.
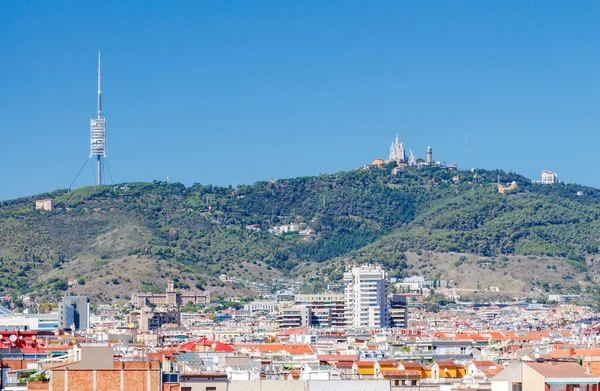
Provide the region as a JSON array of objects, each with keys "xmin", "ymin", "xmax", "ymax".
[{"xmin": 1, "ymin": 163, "xmax": 600, "ymax": 298}]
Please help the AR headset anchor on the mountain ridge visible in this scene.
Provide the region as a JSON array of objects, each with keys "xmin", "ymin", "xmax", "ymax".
[{"xmin": 2, "ymin": 163, "xmax": 600, "ymax": 303}]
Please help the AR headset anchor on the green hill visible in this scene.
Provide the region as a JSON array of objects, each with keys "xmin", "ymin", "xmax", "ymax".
[{"xmin": 2, "ymin": 163, "xmax": 600, "ymax": 303}]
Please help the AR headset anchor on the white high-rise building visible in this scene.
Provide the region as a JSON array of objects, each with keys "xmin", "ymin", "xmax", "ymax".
[{"xmin": 344, "ymin": 265, "xmax": 389, "ymax": 328}]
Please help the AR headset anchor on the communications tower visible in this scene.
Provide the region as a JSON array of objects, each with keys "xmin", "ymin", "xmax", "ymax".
[{"xmin": 90, "ymin": 51, "xmax": 106, "ymax": 186}]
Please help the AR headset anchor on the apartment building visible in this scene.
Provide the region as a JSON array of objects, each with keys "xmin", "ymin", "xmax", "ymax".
[
  {"xmin": 344, "ymin": 265, "xmax": 389, "ymax": 328},
  {"xmin": 295, "ymin": 294, "xmax": 346, "ymax": 328},
  {"xmin": 277, "ymin": 305, "xmax": 311, "ymax": 329}
]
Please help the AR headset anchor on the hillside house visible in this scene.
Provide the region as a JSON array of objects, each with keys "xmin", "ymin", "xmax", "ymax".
[{"xmin": 35, "ymin": 199, "xmax": 54, "ymax": 211}]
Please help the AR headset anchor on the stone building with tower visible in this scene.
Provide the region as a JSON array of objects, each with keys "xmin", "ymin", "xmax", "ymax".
[
  {"xmin": 389, "ymin": 134, "xmax": 406, "ymax": 163},
  {"xmin": 372, "ymin": 135, "xmax": 439, "ymax": 168},
  {"xmin": 131, "ymin": 280, "xmax": 210, "ymax": 308}
]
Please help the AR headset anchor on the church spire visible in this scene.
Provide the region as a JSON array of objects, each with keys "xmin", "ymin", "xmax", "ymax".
[{"xmin": 389, "ymin": 134, "xmax": 405, "ymax": 163}]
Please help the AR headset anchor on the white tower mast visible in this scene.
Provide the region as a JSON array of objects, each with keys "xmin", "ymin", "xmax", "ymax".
[{"xmin": 90, "ymin": 51, "xmax": 106, "ymax": 185}]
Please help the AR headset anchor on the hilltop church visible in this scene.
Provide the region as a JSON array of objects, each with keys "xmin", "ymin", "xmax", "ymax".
[
  {"xmin": 389, "ymin": 134, "xmax": 406, "ymax": 163},
  {"xmin": 372, "ymin": 134, "xmax": 432, "ymax": 165}
]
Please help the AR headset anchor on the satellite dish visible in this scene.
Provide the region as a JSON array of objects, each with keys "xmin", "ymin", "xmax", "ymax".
[{"xmin": 9, "ymin": 335, "xmax": 17, "ymax": 342}]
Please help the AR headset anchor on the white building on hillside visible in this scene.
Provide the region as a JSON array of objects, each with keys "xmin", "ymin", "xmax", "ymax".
[
  {"xmin": 344, "ymin": 265, "xmax": 389, "ymax": 328},
  {"xmin": 541, "ymin": 170, "xmax": 559, "ymax": 184},
  {"xmin": 35, "ymin": 198, "xmax": 54, "ymax": 211},
  {"xmin": 389, "ymin": 134, "xmax": 406, "ymax": 163}
]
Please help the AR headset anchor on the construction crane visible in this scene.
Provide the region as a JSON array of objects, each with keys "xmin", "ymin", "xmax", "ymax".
[{"xmin": 408, "ymin": 149, "xmax": 417, "ymax": 166}]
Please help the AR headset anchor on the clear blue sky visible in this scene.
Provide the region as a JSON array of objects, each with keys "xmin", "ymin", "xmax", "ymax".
[{"xmin": 1, "ymin": 1, "xmax": 599, "ymax": 200}]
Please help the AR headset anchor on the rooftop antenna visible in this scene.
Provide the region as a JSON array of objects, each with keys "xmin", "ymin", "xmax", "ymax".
[{"xmin": 97, "ymin": 51, "xmax": 101, "ymax": 119}]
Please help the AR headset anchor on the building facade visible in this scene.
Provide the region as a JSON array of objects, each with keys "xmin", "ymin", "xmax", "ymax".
[
  {"xmin": 295, "ymin": 294, "xmax": 346, "ymax": 328},
  {"xmin": 35, "ymin": 199, "xmax": 54, "ymax": 211},
  {"xmin": 541, "ymin": 170, "xmax": 559, "ymax": 184},
  {"xmin": 128, "ymin": 308, "xmax": 181, "ymax": 331},
  {"xmin": 243, "ymin": 301, "xmax": 279, "ymax": 314},
  {"xmin": 344, "ymin": 265, "xmax": 389, "ymax": 328},
  {"xmin": 58, "ymin": 296, "xmax": 89, "ymax": 331},
  {"xmin": 131, "ymin": 280, "xmax": 210, "ymax": 308},
  {"xmin": 389, "ymin": 295, "xmax": 409, "ymax": 329},
  {"xmin": 389, "ymin": 135, "xmax": 406, "ymax": 163},
  {"xmin": 277, "ymin": 305, "xmax": 311, "ymax": 329}
]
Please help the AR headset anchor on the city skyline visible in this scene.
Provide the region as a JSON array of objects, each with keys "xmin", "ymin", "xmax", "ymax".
[{"xmin": 2, "ymin": 2, "xmax": 600, "ymax": 200}]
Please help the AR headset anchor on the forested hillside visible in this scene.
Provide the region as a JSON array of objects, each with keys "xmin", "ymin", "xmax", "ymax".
[{"xmin": 2, "ymin": 162, "xmax": 600, "ymax": 301}]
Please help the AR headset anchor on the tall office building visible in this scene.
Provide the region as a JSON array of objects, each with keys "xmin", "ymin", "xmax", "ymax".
[
  {"xmin": 344, "ymin": 265, "xmax": 389, "ymax": 328},
  {"xmin": 58, "ymin": 296, "xmax": 90, "ymax": 331}
]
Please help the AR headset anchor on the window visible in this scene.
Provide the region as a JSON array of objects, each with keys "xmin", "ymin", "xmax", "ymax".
[
  {"xmin": 206, "ymin": 388, "xmax": 217, "ymax": 391},
  {"xmin": 182, "ymin": 388, "xmax": 192, "ymax": 391},
  {"xmin": 394, "ymin": 380, "xmax": 399, "ymax": 386},
  {"xmin": 512, "ymin": 383, "xmax": 522, "ymax": 391},
  {"xmin": 162, "ymin": 373, "xmax": 179, "ymax": 383}
]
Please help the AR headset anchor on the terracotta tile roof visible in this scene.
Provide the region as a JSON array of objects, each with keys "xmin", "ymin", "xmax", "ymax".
[
  {"xmin": 275, "ymin": 327, "xmax": 308, "ymax": 337},
  {"xmin": 332, "ymin": 361, "xmax": 354, "ymax": 368},
  {"xmin": 482, "ymin": 364, "xmax": 504, "ymax": 377},
  {"xmin": 380, "ymin": 370, "xmax": 420, "ymax": 378},
  {"xmin": 233, "ymin": 343, "xmax": 314, "ymax": 355},
  {"xmin": 377, "ymin": 360, "xmax": 398, "ymax": 367},
  {"xmin": 526, "ymin": 362, "xmax": 600, "ymax": 379},
  {"xmin": 146, "ymin": 349, "xmax": 177, "ymax": 362},
  {"xmin": 355, "ymin": 361, "xmax": 376, "ymax": 367},
  {"xmin": 431, "ymin": 332, "xmax": 488, "ymax": 341},
  {"xmin": 399, "ymin": 361, "xmax": 423, "ymax": 369},
  {"xmin": 455, "ymin": 333, "xmax": 487, "ymax": 341},
  {"xmin": 435, "ymin": 361, "xmax": 458, "ymax": 367},
  {"xmin": 180, "ymin": 338, "xmax": 234, "ymax": 353},
  {"xmin": 486, "ymin": 332, "xmax": 508, "ymax": 341},
  {"xmin": 472, "ymin": 360, "xmax": 496, "ymax": 368}
]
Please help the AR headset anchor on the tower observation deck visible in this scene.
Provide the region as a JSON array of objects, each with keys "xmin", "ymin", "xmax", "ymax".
[{"xmin": 90, "ymin": 51, "xmax": 106, "ymax": 186}]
